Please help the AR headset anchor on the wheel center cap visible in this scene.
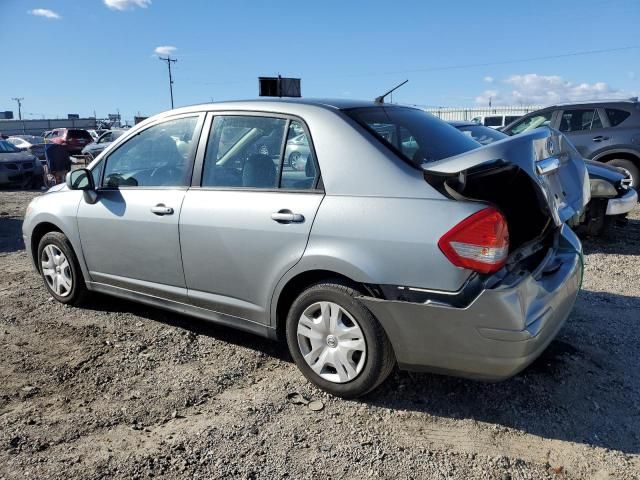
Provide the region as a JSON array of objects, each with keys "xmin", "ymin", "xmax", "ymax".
[{"xmin": 326, "ymin": 335, "xmax": 338, "ymax": 348}]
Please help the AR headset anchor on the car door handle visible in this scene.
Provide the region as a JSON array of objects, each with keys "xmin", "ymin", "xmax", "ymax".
[
  {"xmin": 150, "ymin": 204, "xmax": 174, "ymax": 216},
  {"xmin": 592, "ymin": 136, "xmax": 609, "ymax": 142},
  {"xmin": 271, "ymin": 210, "xmax": 305, "ymax": 223}
]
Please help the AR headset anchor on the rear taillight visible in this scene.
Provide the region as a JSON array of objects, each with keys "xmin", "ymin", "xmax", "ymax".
[{"xmin": 438, "ymin": 207, "xmax": 509, "ymax": 274}]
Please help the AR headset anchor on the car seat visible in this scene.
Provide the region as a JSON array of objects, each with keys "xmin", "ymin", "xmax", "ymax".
[{"xmin": 242, "ymin": 154, "xmax": 276, "ymax": 188}]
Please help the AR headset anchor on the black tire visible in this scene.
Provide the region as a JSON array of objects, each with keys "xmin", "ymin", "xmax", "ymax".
[
  {"xmin": 606, "ymin": 159, "xmax": 639, "ymax": 189},
  {"xmin": 37, "ymin": 232, "xmax": 88, "ymax": 306},
  {"xmin": 285, "ymin": 281, "xmax": 395, "ymax": 398}
]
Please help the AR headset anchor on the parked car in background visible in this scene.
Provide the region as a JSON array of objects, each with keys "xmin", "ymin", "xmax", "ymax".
[
  {"xmin": 7, "ymin": 135, "xmax": 47, "ymax": 161},
  {"xmin": 81, "ymin": 129, "xmax": 126, "ymax": 160},
  {"xmin": 470, "ymin": 114, "xmax": 521, "ymax": 129},
  {"xmin": 24, "ymin": 100, "xmax": 587, "ymax": 398},
  {"xmin": 502, "ymin": 99, "xmax": 640, "ymax": 187},
  {"xmin": 0, "ymin": 139, "xmax": 44, "ymax": 187},
  {"xmin": 87, "ymin": 129, "xmax": 99, "ymax": 141},
  {"xmin": 449, "ymin": 120, "xmax": 637, "ymax": 236},
  {"xmin": 46, "ymin": 128, "xmax": 94, "ymax": 155}
]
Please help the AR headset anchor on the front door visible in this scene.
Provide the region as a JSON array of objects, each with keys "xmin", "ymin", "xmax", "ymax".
[
  {"xmin": 180, "ymin": 115, "xmax": 323, "ymax": 324},
  {"xmin": 77, "ymin": 114, "xmax": 203, "ymax": 300},
  {"xmin": 557, "ymin": 108, "xmax": 610, "ymax": 158}
]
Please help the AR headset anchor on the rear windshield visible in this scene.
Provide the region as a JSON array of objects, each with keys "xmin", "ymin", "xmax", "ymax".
[
  {"xmin": 67, "ymin": 129, "xmax": 93, "ymax": 139},
  {"xmin": 344, "ymin": 107, "xmax": 479, "ymax": 166}
]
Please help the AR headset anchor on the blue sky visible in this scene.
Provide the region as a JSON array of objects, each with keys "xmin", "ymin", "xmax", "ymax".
[{"xmin": 1, "ymin": 0, "xmax": 639, "ymax": 123}]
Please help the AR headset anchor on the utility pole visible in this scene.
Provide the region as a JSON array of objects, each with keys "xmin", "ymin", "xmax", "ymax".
[
  {"xmin": 158, "ymin": 56, "xmax": 177, "ymax": 109},
  {"xmin": 11, "ymin": 97, "xmax": 24, "ymax": 120}
]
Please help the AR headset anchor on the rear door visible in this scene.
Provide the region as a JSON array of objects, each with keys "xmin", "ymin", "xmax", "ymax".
[
  {"xmin": 557, "ymin": 108, "xmax": 610, "ymax": 158},
  {"xmin": 77, "ymin": 114, "xmax": 204, "ymax": 300},
  {"xmin": 180, "ymin": 113, "xmax": 323, "ymax": 324}
]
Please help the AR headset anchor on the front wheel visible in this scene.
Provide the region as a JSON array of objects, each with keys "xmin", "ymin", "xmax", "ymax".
[
  {"xmin": 285, "ymin": 282, "xmax": 395, "ymax": 398},
  {"xmin": 38, "ymin": 232, "xmax": 88, "ymax": 305},
  {"xmin": 606, "ymin": 159, "xmax": 639, "ymax": 188}
]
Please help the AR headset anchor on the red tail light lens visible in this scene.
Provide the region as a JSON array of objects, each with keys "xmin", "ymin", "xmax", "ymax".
[{"xmin": 438, "ymin": 207, "xmax": 509, "ymax": 274}]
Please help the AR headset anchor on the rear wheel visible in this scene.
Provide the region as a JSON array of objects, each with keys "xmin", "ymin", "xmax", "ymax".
[
  {"xmin": 285, "ymin": 281, "xmax": 395, "ymax": 398},
  {"xmin": 606, "ymin": 159, "xmax": 639, "ymax": 188},
  {"xmin": 38, "ymin": 232, "xmax": 88, "ymax": 305}
]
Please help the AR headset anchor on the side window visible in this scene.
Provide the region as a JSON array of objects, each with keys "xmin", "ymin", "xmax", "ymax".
[
  {"xmin": 484, "ymin": 116, "xmax": 503, "ymax": 127},
  {"xmin": 102, "ymin": 116, "xmax": 198, "ymax": 188},
  {"xmin": 559, "ymin": 109, "xmax": 599, "ymax": 132},
  {"xmin": 606, "ymin": 108, "xmax": 631, "ymax": 127},
  {"xmin": 98, "ymin": 132, "xmax": 112, "ymax": 143},
  {"xmin": 202, "ymin": 115, "xmax": 286, "ymax": 188},
  {"xmin": 505, "ymin": 112, "xmax": 552, "ymax": 135},
  {"xmin": 91, "ymin": 159, "xmax": 104, "ymax": 186},
  {"xmin": 505, "ymin": 115, "xmax": 520, "ymax": 125},
  {"xmin": 281, "ymin": 120, "xmax": 317, "ymax": 190}
]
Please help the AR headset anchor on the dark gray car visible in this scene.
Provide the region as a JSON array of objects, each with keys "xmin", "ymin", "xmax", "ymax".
[
  {"xmin": 81, "ymin": 129, "xmax": 126, "ymax": 160},
  {"xmin": 502, "ymin": 98, "xmax": 640, "ymax": 187},
  {"xmin": 23, "ymin": 100, "xmax": 588, "ymax": 398}
]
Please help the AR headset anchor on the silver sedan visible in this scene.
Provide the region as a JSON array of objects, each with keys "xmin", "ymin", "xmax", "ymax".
[{"xmin": 23, "ymin": 99, "xmax": 588, "ymax": 397}]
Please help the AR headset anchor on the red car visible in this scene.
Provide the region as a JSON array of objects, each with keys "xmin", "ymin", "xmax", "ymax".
[{"xmin": 46, "ymin": 128, "xmax": 93, "ymax": 154}]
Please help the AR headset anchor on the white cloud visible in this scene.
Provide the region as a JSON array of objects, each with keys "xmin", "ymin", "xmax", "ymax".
[
  {"xmin": 483, "ymin": 76, "xmax": 494, "ymax": 83},
  {"xmin": 475, "ymin": 73, "xmax": 635, "ymax": 106},
  {"xmin": 154, "ymin": 45, "xmax": 177, "ymax": 56},
  {"xmin": 28, "ymin": 8, "xmax": 61, "ymax": 19},
  {"xmin": 104, "ymin": 0, "xmax": 151, "ymax": 11}
]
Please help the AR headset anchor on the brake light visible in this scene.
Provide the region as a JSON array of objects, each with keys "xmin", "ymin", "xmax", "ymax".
[{"xmin": 438, "ymin": 207, "xmax": 509, "ymax": 274}]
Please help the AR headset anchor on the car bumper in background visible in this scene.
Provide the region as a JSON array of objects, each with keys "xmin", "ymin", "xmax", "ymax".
[
  {"xmin": 360, "ymin": 225, "xmax": 582, "ymax": 381},
  {"xmin": 606, "ymin": 189, "xmax": 638, "ymax": 215}
]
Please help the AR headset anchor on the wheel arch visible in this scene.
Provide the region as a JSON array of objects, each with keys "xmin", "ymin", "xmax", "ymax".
[
  {"xmin": 30, "ymin": 221, "xmax": 64, "ymax": 272},
  {"xmin": 592, "ymin": 149, "xmax": 640, "ymax": 165},
  {"xmin": 272, "ymin": 268, "xmax": 378, "ymax": 341}
]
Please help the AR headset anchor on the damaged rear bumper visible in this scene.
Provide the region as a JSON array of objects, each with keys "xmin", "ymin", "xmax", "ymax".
[{"xmin": 359, "ymin": 225, "xmax": 582, "ymax": 381}]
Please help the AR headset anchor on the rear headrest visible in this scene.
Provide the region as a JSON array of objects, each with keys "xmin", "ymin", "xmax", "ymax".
[{"xmin": 243, "ymin": 153, "xmax": 276, "ymax": 188}]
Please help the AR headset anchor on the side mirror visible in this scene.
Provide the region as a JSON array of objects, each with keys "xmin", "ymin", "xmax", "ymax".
[
  {"xmin": 66, "ymin": 168, "xmax": 94, "ymax": 191},
  {"xmin": 66, "ymin": 169, "xmax": 99, "ymax": 204}
]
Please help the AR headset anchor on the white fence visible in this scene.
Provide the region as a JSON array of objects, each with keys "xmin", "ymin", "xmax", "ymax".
[{"xmin": 423, "ymin": 106, "xmax": 542, "ymax": 121}]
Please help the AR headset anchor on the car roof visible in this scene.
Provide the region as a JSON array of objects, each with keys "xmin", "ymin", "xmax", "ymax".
[
  {"xmin": 168, "ymin": 98, "xmax": 421, "ymax": 116},
  {"xmin": 549, "ymin": 98, "xmax": 639, "ymax": 108}
]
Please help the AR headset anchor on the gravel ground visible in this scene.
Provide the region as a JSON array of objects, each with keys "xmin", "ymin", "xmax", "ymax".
[{"xmin": 1, "ymin": 189, "xmax": 639, "ymax": 480}]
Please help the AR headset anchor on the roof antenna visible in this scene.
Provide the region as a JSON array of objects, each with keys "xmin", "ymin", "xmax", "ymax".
[{"xmin": 375, "ymin": 79, "xmax": 409, "ymax": 104}]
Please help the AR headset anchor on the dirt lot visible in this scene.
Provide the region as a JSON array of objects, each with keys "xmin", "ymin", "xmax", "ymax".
[{"xmin": 1, "ymin": 190, "xmax": 639, "ymax": 480}]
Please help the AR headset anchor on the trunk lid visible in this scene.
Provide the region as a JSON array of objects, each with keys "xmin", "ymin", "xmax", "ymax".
[{"xmin": 423, "ymin": 128, "xmax": 589, "ymax": 227}]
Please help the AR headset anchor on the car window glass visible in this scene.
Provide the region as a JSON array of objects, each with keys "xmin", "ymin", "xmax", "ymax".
[
  {"xmin": 281, "ymin": 120, "xmax": 316, "ymax": 190},
  {"xmin": 504, "ymin": 112, "xmax": 552, "ymax": 135},
  {"xmin": 505, "ymin": 116, "xmax": 520, "ymax": 124},
  {"xmin": 559, "ymin": 109, "xmax": 599, "ymax": 132},
  {"xmin": 484, "ymin": 116, "xmax": 503, "ymax": 127},
  {"xmin": 99, "ymin": 132, "xmax": 112, "ymax": 143},
  {"xmin": 606, "ymin": 108, "xmax": 631, "ymax": 127},
  {"xmin": 346, "ymin": 107, "xmax": 479, "ymax": 165},
  {"xmin": 202, "ymin": 115, "xmax": 286, "ymax": 188},
  {"xmin": 91, "ymin": 159, "xmax": 104, "ymax": 186},
  {"xmin": 102, "ymin": 116, "xmax": 198, "ymax": 188}
]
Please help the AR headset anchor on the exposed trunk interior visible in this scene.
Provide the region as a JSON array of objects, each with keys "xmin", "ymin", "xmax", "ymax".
[{"xmin": 426, "ymin": 164, "xmax": 552, "ymax": 252}]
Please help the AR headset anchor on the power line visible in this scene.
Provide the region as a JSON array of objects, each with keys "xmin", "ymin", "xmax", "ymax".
[
  {"xmin": 158, "ymin": 56, "xmax": 178, "ymax": 108},
  {"xmin": 184, "ymin": 45, "xmax": 640, "ymax": 86}
]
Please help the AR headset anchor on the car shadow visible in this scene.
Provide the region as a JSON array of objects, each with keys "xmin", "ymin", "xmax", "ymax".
[
  {"xmin": 581, "ymin": 214, "xmax": 640, "ymax": 255},
  {"xmin": 82, "ymin": 293, "xmax": 290, "ymax": 362},
  {"xmin": 0, "ymin": 217, "xmax": 25, "ymax": 253},
  {"xmin": 81, "ymin": 286, "xmax": 640, "ymax": 454},
  {"xmin": 361, "ymin": 288, "xmax": 640, "ymax": 455}
]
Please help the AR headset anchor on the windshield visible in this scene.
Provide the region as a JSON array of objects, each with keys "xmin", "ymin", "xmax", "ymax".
[
  {"xmin": 456, "ymin": 125, "xmax": 507, "ymax": 145},
  {"xmin": 344, "ymin": 107, "xmax": 480, "ymax": 166},
  {"xmin": 0, "ymin": 140, "xmax": 22, "ymax": 153}
]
